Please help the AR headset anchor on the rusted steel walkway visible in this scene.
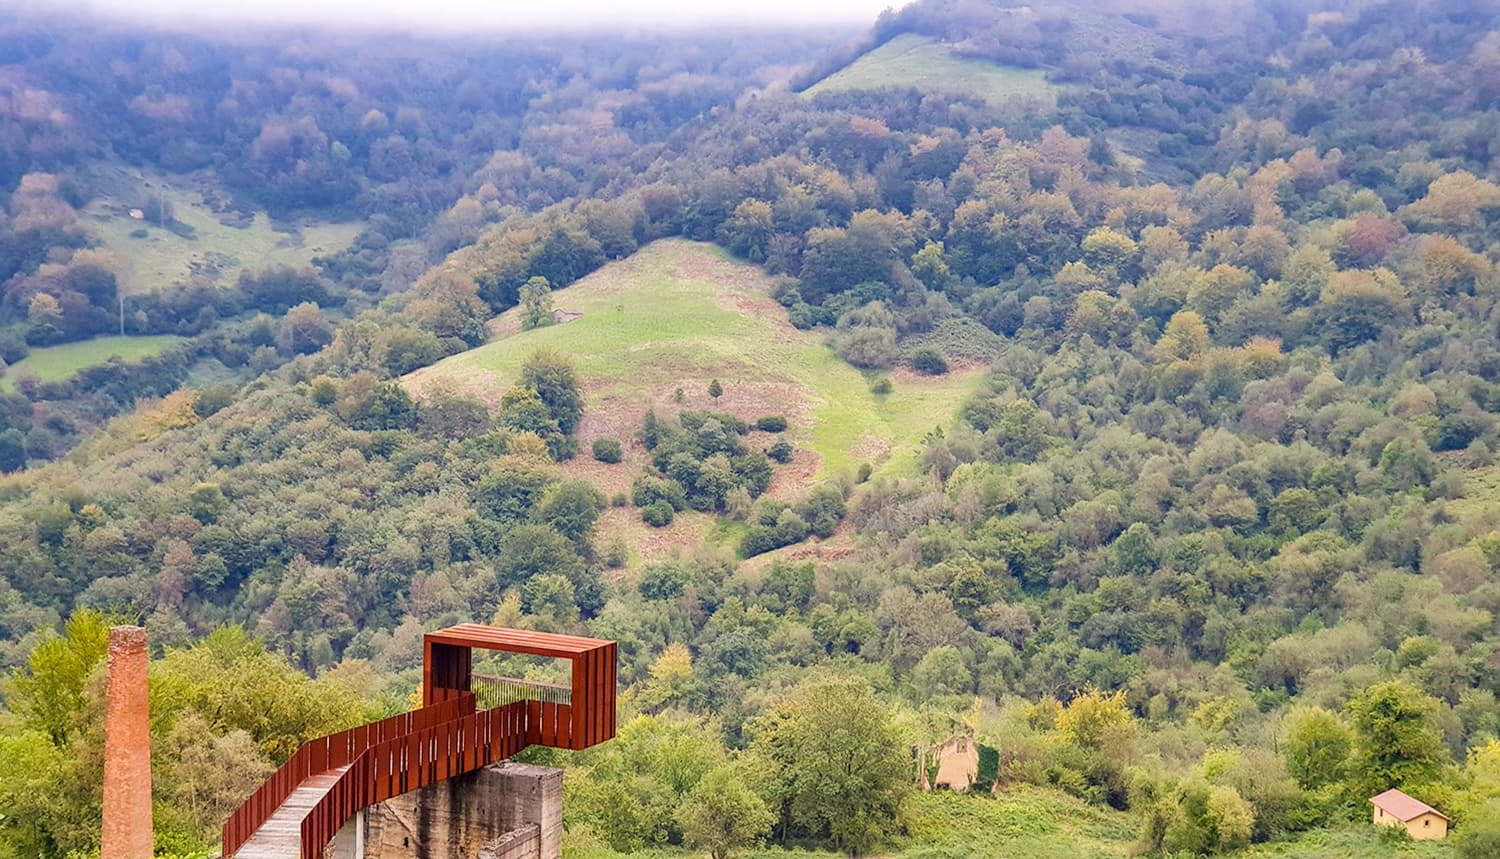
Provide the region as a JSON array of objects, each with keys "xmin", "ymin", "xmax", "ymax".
[
  {"xmin": 223, "ymin": 625, "xmax": 617, "ymax": 859},
  {"xmin": 230, "ymin": 767, "xmax": 348, "ymax": 859}
]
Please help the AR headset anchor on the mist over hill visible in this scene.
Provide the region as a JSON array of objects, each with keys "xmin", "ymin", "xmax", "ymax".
[{"xmin": 4, "ymin": 2, "xmax": 1500, "ymax": 857}]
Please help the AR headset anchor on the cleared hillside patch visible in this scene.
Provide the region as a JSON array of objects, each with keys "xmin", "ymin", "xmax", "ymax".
[
  {"xmin": 1241, "ymin": 826, "xmax": 1455, "ymax": 857},
  {"xmin": 901, "ymin": 788, "xmax": 1135, "ymax": 858},
  {"xmin": 804, "ymin": 34, "xmax": 1057, "ymax": 105},
  {"xmin": 1452, "ymin": 463, "xmax": 1500, "ymax": 528},
  {"xmin": 0, "ymin": 335, "xmax": 184, "ymax": 392},
  {"xmin": 565, "ymin": 789, "xmax": 1136, "ymax": 859},
  {"xmin": 82, "ymin": 166, "xmax": 361, "ymax": 294},
  {"xmin": 406, "ymin": 239, "xmax": 984, "ymax": 560}
]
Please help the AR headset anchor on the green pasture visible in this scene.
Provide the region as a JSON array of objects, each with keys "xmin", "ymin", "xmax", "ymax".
[
  {"xmin": 0, "ymin": 335, "xmax": 184, "ymax": 392},
  {"xmin": 406, "ymin": 239, "xmax": 983, "ymax": 483},
  {"xmin": 804, "ymin": 34, "xmax": 1057, "ymax": 106},
  {"xmin": 83, "ymin": 167, "xmax": 361, "ymax": 294}
]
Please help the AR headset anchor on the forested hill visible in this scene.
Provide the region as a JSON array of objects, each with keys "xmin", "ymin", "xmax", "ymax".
[{"xmin": 5, "ymin": 1, "xmax": 1500, "ymax": 857}]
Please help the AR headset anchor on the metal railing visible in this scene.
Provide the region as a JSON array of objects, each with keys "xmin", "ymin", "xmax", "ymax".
[
  {"xmin": 300, "ymin": 697, "xmax": 578, "ymax": 859},
  {"xmin": 222, "ymin": 693, "xmax": 476, "ymax": 859},
  {"xmin": 472, "ymin": 673, "xmax": 571, "ymax": 709}
]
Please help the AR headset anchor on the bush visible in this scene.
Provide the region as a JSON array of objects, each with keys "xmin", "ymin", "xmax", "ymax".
[
  {"xmin": 592, "ymin": 438, "xmax": 623, "ymax": 463},
  {"xmin": 633, "ymin": 475, "xmax": 687, "ymax": 510},
  {"xmin": 756, "ymin": 415, "xmax": 788, "ymax": 432},
  {"xmin": 610, "ymin": 492, "xmax": 629, "ymax": 507},
  {"xmin": 768, "ymin": 441, "xmax": 794, "ymax": 463},
  {"xmin": 602, "ymin": 538, "xmax": 628, "ymax": 568},
  {"xmin": 739, "ymin": 509, "xmax": 809, "ymax": 557},
  {"xmin": 1458, "ymin": 802, "xmax": 1500, "ymax": 859},
  {"xmin": 870, "ymin": 377, "xmax": 892, "ymax": 395},
  {"xmin": 680, "ymin": 410, "xmax": 749, "ymax": 434},
  {"xmin": 911, "ymin": 348, "xmax": 949, "ymax": 375},
  {"xmin": 643, "ymin": 500, "xmax": 675, "ymax": 527},
  {"xmin": 788, "ymin": 302, "xmax": 833, "ymax": 329}
]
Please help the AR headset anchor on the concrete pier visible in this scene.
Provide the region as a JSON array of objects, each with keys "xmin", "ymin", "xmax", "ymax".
[{"xmin": 329, "ymin": 762, "xmax": 562, "ymax": 859}]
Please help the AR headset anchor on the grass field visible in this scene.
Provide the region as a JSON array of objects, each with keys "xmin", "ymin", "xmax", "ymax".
[
  {"xmin": 564, "ymin": 789, "xmax": 1136, "ymax": 859},
  {"xmin": 0, "ymin": 335, "xmax": 184, "ymax": 392},
  {"xmin": 564, "ymin": 791, "xmax": 1456, "ymax": 859},
  {"xmin": 804, "ymin": 34, "xmax": 1057, "ymax": 105},
  {"xmin": 82, "ymin": 166, "xmax": 362, "ymax": 294},
  {"xmin": 1452, "ymin": 463, "xmax": 1500, "ymax": 528},
  {"xmin": 1241, "ymin": 826, "xmax": 1456, "ymax": 857},
  {"xmin": 406, "ymin": 240, "xmax": 985, "ymax": 562},
  {"xmin": 900, "ymin": 788, "xmax": 1135, "ymax": 858}
]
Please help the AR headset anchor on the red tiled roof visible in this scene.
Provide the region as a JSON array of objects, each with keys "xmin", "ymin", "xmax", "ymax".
[{"xmin": 1369, "ymin": 788, "xmax": 1449, "ymax": 821}]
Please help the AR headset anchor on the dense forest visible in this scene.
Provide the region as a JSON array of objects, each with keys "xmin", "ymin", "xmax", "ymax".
[{"xmin": 5, "ymin": 0, "xmax": 1500, "ymax": 857}]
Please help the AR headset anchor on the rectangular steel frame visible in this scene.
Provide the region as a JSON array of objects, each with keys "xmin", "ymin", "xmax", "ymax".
[{"xmin": 421, "ymin": 624, "xmax": 617, "ymax": 750}]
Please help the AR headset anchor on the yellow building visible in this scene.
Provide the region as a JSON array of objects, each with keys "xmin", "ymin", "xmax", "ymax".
[
  {"xmin": 1369, "ymin": 789, "xmax": 1449, "ymax": 840},
  {"xmin": 932, "ymin": 736, "xmax": 980, "ymax": 791}
]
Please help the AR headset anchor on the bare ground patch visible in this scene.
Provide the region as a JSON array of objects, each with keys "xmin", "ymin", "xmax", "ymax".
[
  {"xmin": 887, "ymin": 358, "xmax": 989, "ymax": 386},
  {"xmin": 737, "ymin": 527, "xmax": 860, "ymax": 576},
  {"xmin": 850, "ymin": 432, "xmax": 892, "ymax": 461},
  {"xmin": 594, "ymin": 506, "xmax": 719, "ymax": 567}
]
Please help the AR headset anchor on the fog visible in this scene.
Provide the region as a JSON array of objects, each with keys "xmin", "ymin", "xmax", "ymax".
[{"xmin": 31, "ymin": 0, "xmax": 895, "ymax": 33}]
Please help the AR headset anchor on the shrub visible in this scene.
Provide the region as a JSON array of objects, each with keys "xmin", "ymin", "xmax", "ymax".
[
  {"xmin": 870, "ymin": 377, "xmax": 892, "ymax": 395},
  {"xmin": 680, "ymin": 410, "xmax": 749, "ymax": 434},
  {"xmin": 794, "ymin": 483, "xmax": 846, "ymax": 538},
  {"xmin": 788, "ymin": 302, "xmax": 833, "ymax": 329},
  {"xmin": 857, "ymin": 462, "xmax": 873, "ymax": 483},
  {"xmin": 741, "ymin": 526, "xmax": 780, "ymax": 557},
  {"xmin": 709, "ymin": 379, "xmax": 723, "ymax": 398},
  {"xmin": 639, "ymin": 562, "xmax": 690, "ymax": 599},
  {"xmin": 633, "ymin": 476, "xmax": 687, "ymax": 510},
  {"xmin": 592, "ymin": 438, "xmax": 623, "ymax": 463},
  {"xmin": 610, "ymin": 492, "xmax": 629, "ymax": 507},
  {"xmin": 643, "ymin": 500, "xmax": 675, "ymax": 527},
  {"xmin": 602, "ymin": 539, "xmax": 628, "ymax": 568},
  {"xmin": 740, "ymin": 509, "xmax": 809, "ymax": 557},
  {"xmin": 756, "ymin": 416, "xmax": 788, "ymax": 432},
  {"xmin": 768, "ymin": 441, "xmax": 793, "ymax": 463},
  {"xmin": 911, "ymin": 348, "xmax": 949, "ymax": 375}
]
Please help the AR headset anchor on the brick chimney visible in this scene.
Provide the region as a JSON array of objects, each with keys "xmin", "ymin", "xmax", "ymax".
[{"xmin": 101, "ymin": 626, "xmax": 152, "ymax": 859}]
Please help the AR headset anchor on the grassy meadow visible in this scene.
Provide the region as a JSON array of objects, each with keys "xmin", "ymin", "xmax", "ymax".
[
  {"xmin": 1241, "ymin": 827, "xmax": 1456, "ymax": 858},
  {"xmin": 407, "ymin": 239, "xmax": 983, "ymax": 485},
  {"xmin": 565, "ymin": 790, "xmax": 1460, "ymax": 859},
  {"xmin": 563, "ymin": 789, "xmax": 1138, "ymax": 859},
  {"xmin": 82, "ymin": 166, "xmax": 361, "ymax": 294},
  {"xmin": 406, "ymin": 239, "xmax": 984, "ymax": 563},
  {"xmin": 804, "ymin": 34, "xmax": 1057, "ymax": 105},
  {"xmin": 0, "ymin": 335, "xmax": 184, "ymax": 392}
]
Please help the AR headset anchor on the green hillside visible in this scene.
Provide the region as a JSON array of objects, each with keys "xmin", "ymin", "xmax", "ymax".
[
  {"xmin": 407, "ymin": 239, "xmax": 984, "ymax": 488},
  {"xmin": 83, "ymin": 165, "xmax": 362, "ymax": 294},
  {"xmin": 0, "ymin": 335, "xmax": 184, "ymax": 392},
  {"xmin": 804, "ymin": 34, "xmax": 1057, "ymax": 105},
  {"xmin": 566, "ymin": 789, "xmax": 1139, "ymax": 859}
]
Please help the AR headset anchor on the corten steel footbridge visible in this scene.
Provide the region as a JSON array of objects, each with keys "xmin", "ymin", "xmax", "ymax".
[{"xmin": 222, "ymin": 625, "xmax": 617, "ymax": 859}]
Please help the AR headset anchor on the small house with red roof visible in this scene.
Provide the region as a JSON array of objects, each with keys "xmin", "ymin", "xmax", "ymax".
[{"xmin": 1369, "ymin": 788, "xmax": 1449, "ymax": 840}]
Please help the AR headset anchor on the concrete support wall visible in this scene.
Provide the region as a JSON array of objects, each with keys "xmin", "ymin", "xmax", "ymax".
[
  {"xmin": 101, "ymin": 626, "xmax": 152, "ymax": 859},
  {"xmin": 357, "ymin": 762, "xmax": 562, "ymax": 859},
  {"xmin": 479, "ymin": 823, "xmax": 539, "ymax": 859}
]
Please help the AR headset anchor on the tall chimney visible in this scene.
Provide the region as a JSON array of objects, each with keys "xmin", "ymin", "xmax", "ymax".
[{"xmin": 101, "ymin": 625, "xmax": 152, "ymax": 859}]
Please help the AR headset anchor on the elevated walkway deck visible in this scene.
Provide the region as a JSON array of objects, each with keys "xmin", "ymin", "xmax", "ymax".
[
  {"xmin": 223, "ymin": 626, "xmax": 616, "ymax": 859},
  {"xmin": 231, "ymin": 767, "xmax": 349, "ymax": 859}
]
